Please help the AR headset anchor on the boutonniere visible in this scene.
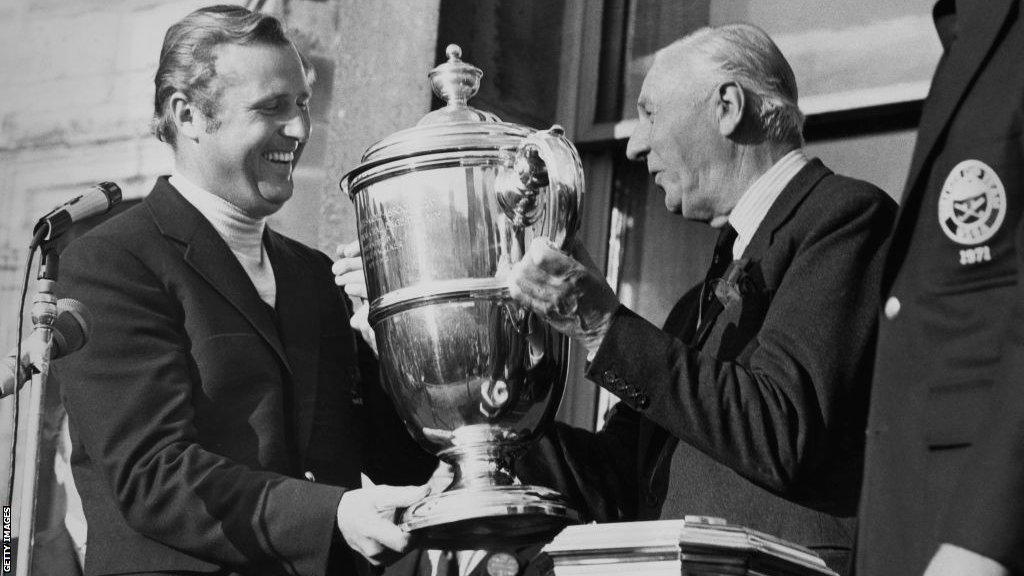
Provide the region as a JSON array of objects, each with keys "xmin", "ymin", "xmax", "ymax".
[{"xmin": 712, "ymin": 258, "xmax": 754, "ymax": 308}]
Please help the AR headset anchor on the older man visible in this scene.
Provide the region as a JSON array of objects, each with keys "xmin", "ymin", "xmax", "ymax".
[
  {"xmin": 505, "ymin": 24, "xmax": 896, "ymax": 573},
  {"xmin": 54, "ymin": 6, "xmax": 433, "ymax": 575}
]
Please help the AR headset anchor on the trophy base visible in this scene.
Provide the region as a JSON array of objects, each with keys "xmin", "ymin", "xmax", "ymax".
[{"xmin": 401, "ymin": 484, "xmax": 580, "ymax": 548}]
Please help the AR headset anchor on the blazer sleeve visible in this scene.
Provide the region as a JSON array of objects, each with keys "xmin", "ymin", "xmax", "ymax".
[
  {"xmin": 515, "ymin": 403, "xmax": 644, "ymax": 522},
  {"xmin": 587, "ymin": 185, "xmax": 896, "ymax": 494},
  {"xmin": 57, "ymin": 235, "xmax": 346, "ymax": 576}
]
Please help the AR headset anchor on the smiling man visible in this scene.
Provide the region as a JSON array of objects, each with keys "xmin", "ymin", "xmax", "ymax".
[
  {"xmin": 53, "ymin": 6, "xmax": 434, "ymax": 575},
  {"xmin": 504, "ymin": 24, "xmax": 896, "ymax": 574}
]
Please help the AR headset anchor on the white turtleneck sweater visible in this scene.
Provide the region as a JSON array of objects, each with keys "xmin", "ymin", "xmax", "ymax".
[{"xmin": 169, "ymin": 173, "xmax": 277, "ymax": 308}]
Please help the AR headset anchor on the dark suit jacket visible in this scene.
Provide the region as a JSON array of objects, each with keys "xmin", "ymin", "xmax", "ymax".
[
  {"xmin": 858, "ymin": 0, "xmax": 1024, "ymax": 573},
  {"xmin": 519, "ymin": 159, "xmax": 896, "ymax": 574},
  {"xmin": 55, "ymin": 178, "xmax": 433, "ymax": 575}
]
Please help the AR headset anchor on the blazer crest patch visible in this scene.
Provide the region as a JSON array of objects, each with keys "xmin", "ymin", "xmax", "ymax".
[{"xmin": 938, "ymin": 159, "xmax": 1006, "ymax": 247}]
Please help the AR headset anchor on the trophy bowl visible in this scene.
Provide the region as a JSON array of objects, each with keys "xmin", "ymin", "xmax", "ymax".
[{"xmin": 341, "ymin": 45, "xmax": 583, "ymax": 547}]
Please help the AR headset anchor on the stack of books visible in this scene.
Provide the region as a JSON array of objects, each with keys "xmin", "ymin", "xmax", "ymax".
[{"xmin": 541, "ymin": 516, "xmax": 838, "ymax": 576}]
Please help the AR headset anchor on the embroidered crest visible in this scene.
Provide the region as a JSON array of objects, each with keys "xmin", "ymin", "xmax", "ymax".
[{"xmin": 938, "ymin": 159, "xmax": 1006, "ymax": 245}]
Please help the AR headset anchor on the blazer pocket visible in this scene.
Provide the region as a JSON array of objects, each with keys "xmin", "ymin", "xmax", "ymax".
[{"xmin": 925, "ymin": 379, "xmax": 994, "ymax": 448}]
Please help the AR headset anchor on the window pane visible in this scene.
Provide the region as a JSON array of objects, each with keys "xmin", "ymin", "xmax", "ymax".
[
  {"xmin": 593, "ymin": 0, "xmax": 710, "ymax": 124},
  {"xmin": 621, "ymin": 0, "xmax": 710, "ymax": 120},
  {"xmin": 435, "ymin": 0, "xmax": 565, "ymax": 129}
]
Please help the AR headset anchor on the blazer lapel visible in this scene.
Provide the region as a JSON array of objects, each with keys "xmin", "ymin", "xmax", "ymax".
[
  {"xmin": 884, "ymin": 0, "xmax": 1014, "ymax": 291},
  {"xmin": 265, "ymin": 230, "xmax": 321, "ymax": 454},
  {"xmin": 902, "ymin": 0, "xmax": 1014, "ymax": 205},
  {"xmin": 742, "ymin": 158, "xmax": 831, "ymax": 260},
  {"xmin": 690, "ymin": 160, "xmax": 829, "ymax": 351},
  {"xmin": 145, "ymin": 178, "xmax": 291, "ymax": 373}
]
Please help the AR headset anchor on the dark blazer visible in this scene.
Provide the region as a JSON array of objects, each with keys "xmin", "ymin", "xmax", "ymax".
[
  {"xmin": 55, "ymin": 178, "xmax": 433, "ymax": 575},
  {"xmin": 858, "ymin": 0, "xmax": 1024, "ymax": 573},
  {"xmin": 519, "ymin": 159, "xmax": 896, "ymax": 574}
]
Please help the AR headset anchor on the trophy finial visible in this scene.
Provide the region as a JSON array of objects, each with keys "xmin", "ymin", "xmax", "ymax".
[
  {"xmin": 419, "ymin": 43, "xmax": 499, "ymax": 125},
  {"xmin": 428, "ymin": 43, "xmax": 482, "ymax": 106}
]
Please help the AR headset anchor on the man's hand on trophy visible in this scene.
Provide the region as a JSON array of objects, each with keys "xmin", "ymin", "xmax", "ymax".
[
  {"xmin": 349, "ymin": 305, "xmax": 377, "ymax": 356},
  {"xmin": 336, "ymin": 484, "xmax": 429, "ymax": 565},
  {"xmin": 507, "ymin": 237, "xmax": 619, "ymax": 357},
  {"xmin": 334, "ymin": 241, "xmax": 377, "ymax": 355},
  {"xmin": 334, "ymin": 240, "xmax": 368, "ymax": 299},
  {"xmin": 426, "ymin": 461, "xmax": 455, "ymax": 496}
]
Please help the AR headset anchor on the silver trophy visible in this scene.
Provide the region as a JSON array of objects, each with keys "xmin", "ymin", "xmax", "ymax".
[{"xmin": 341, "ymin": 44, "xmax": 583, "ymax": 546}]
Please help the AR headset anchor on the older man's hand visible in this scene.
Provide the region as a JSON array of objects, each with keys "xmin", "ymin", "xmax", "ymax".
[
  {"xmin": 506, "ymin": 237, "xmax": 619, "ymax": 356},
  {"xmin": 333, "ymin": 241, "xmax": 377, "ymax": 355}
]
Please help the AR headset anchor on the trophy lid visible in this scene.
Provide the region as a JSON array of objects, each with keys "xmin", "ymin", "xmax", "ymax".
[
  {"xmin": 419, "ymin": 43, "xmax": 498, "ymax": 126},
  {"xmin": 341, "ymin": 44, "xmax": 531, "ymax": 196}
]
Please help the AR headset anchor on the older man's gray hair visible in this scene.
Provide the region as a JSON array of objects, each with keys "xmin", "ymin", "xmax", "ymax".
[{"xmin": 672, "ymin": 23, "xmax": 804, "ymax": 146}]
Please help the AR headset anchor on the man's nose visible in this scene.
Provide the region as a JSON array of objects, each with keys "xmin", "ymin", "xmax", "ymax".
[
  {"xmin": 282, "ymin": 108, "xmax": 311, "ymax": 142},
  {"xmin": 625, "ymin": 123, "xmax": 649, "ymax": 162}
]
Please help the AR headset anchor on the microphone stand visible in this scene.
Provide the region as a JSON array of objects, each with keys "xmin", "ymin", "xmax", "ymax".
[{"xmin": 14, "ymin": 247, "xmax": 59, "ymax": 576}]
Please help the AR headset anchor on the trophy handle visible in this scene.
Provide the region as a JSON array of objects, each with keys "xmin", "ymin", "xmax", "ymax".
[{"xmin": 496, "ymin": 125, "xmax": 585, "ymax": 251}]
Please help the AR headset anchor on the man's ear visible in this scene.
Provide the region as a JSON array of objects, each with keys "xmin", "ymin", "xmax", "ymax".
[
  {"xmin": 170, "ymin": 91, "xmax": 204, "ymax": 142},
  {"xmin": 716, "ymin": 81, "xmax": 745, "ymax": 137}
]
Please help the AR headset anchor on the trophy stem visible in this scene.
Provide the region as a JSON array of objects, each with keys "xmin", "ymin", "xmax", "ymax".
[
  {"xmin": 401, "ymin": 427, "xmax": 578, "ymax": 548},
  {"xmin": 444, "ymin": 443, "xmax": 518, "ymax": 491}
]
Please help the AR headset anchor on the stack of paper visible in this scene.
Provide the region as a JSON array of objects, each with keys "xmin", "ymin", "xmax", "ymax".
[{"xmin": 542, "ymin": 516, "xmax": 838, "ymax": 576}]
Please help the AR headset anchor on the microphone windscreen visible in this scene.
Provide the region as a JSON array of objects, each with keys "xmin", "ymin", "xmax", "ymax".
[{"xmin": 52, "ymin": 298, "xmax": 90, "ymax": 359}]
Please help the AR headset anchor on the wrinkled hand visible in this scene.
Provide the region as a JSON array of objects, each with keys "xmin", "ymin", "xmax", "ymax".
[
  {"xmin": 336, "ymin": 484, "xmax": 429, "ymax": 565},
  {"xmin": 333, "ymin": 241, "xmax": 377, "ymax": 355},
  {"xmin": 923, "ymin": 544, "xmax": 1009, "ymax": 576},
  {"xmin": 506, "ymin": 237, "xmax": 619, "ymax": 356}
]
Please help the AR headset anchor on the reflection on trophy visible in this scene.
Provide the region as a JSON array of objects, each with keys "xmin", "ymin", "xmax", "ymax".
[{"xmin": 341, "ymin": 44, "xmax": 583, "ymax": 546}]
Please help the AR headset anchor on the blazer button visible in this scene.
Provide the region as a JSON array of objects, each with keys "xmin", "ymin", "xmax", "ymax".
[
  {"xmin": 645, "ymin": 493, "xmax": 660, "ymax": 508},
  {"xmin": 884, "ymin": 296, "xmax": 901, "ymax": 320},
  {"xmin": 635, "ymin": 393, "xmax": 650, "ymax": 409},
  {"xmin": 304, "ymin": 471, "xmax": 317, "ymax": 482}
]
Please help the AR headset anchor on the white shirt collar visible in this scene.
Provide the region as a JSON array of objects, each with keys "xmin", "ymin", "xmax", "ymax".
[{"xmin": 728, "ymin": 149, "xmax": 809, "ymax": 259}]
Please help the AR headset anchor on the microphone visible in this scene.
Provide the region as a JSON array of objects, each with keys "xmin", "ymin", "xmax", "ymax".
[
  {"xmin": 1, "ymin": 298, "xmax": 90, "ymax": 398},
  {"xmin": 31, "ymin": 182, "xmax": 122, "ymax": 248}
]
